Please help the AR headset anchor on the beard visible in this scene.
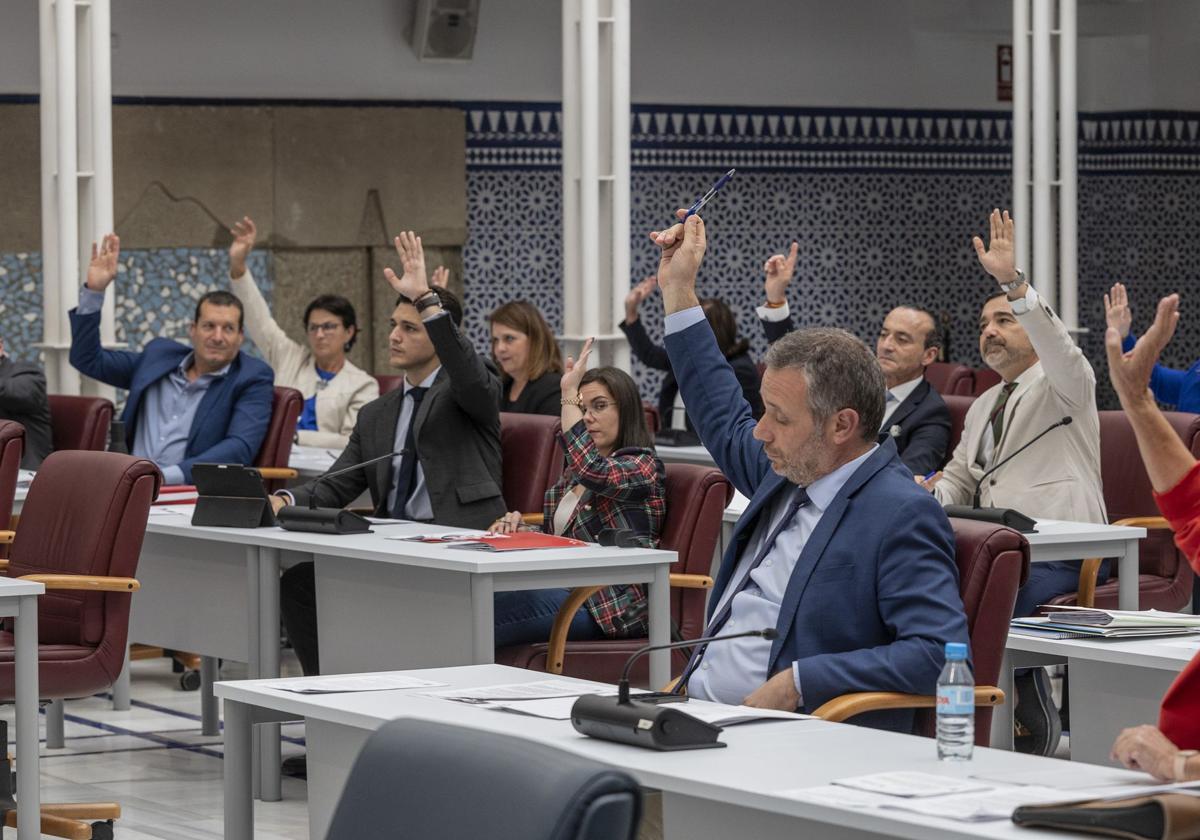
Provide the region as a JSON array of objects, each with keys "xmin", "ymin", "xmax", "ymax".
[{"xmin": 771, "ymin": 425, "xmax": 835, "ymax": 487}]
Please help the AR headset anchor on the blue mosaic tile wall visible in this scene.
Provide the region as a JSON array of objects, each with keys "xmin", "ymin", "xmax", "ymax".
[{"xmin": 4, "ymin": 102, "xmax": 1199, "ymax": 413}]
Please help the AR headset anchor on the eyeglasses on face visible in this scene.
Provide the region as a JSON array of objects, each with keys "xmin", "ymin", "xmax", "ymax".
[
  {"xmin": 582, "ymin": 399, "xmax": 614, "ymax": 416},
  {"xmin": 307, "ymin": 321, "xmax": 343, "ymax": 335}
]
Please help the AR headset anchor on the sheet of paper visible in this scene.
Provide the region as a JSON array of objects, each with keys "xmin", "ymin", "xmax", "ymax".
[
  {"xmin": 489, "ymin": 693, "xmax": 621, "ymax": 720},
  {"xmin": 147, "ymin": 507, "xmax": 183, "ymax": 516},
  {"xmin": 780, "ymin": 785, "xmax": 891, "ymax": 810},
  {"xmin": 832, "ymin": 771, "xmax": 991, "ymax": 798},
  {"xmin": 673, "ymin": 701, "xmax": 812, "ymax": 726},
  {"xmin": 385, "ymin": 532, "xmax": 492, "ymax": 542},
  {"xmin": 972, "ymin": 767, "xmax": 1149, "ymax": 790},
  {"xmin": 262, "ymin": 673, "xmax": 447, "ymax": 694},
  {"xmin": 427, "ymin": 679, "xmax": 606, "ymax": 703},
  {"xmin": 881, "ymin": 785, "xmax": 1069, "ymax": 822}
]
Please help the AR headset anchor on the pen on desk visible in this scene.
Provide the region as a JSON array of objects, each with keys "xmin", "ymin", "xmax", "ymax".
[{"xmin": 680, "ymin": 168, "xmax": 736, "ymax": 221}]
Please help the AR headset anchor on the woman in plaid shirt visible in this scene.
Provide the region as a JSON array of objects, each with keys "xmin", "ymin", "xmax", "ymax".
[{"xmin": 491, "ymin": 337, "xmax": 667, "ymax": 646}]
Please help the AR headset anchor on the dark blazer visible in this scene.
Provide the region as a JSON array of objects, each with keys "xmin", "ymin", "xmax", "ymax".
[
  {"xmin": 290, "ymin": 313, "xmax": 505, "ymax": 530},
  {"xmin": 68, "ymin": 306, "xmax": 274, "ymax": 483},
  {"xmin": 762, "ymin": 313, "xmax": 951, "ymax": 475},
  {"xmin": 501, "ymin": 371, "xmax": 560, "ymax": 416},
  {"xmin": 0, "ymin": 356, "xmax": 53, "ymax": 469},
  {"xmin": 620, "ymin": 317, "xmax": 762, "ymax": 430},
  {"xmin": 666, "ymin": 316, "xmax": 968, "ymax": 733}
]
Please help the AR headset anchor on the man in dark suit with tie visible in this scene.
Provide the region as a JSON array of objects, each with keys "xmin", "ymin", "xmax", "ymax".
[
  {"xmin": 651, "ymin": 212, "xmax": 967, "ymax": 731},
  {"xmin": 273, "ymin": 231, "xmax": 504, "ymax": 689},
  {"xmin": 756, "ymin": 242, "xmax": 951, "ymax": 476}
]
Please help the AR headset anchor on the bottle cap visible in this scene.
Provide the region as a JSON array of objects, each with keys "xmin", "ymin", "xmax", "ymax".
[{"xmin": 945, "ymin": 642, "xmax": 968, "ymax": 659}]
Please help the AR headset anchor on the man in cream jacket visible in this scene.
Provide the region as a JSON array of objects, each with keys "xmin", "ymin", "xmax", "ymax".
[
  {"xmin": 227, "ymin": 216, "xmax": 378, "ymax": 448},
  {"xmin": 926, "ymin": 208, "xmax": 1105, "ymax": 756}
]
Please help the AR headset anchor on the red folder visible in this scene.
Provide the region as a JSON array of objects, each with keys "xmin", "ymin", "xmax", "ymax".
[{"xmin": 448, "ymin": 533, "xmax": 589, "ymax": 552}]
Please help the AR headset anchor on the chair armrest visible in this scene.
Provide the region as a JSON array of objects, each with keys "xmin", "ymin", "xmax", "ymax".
[
  {"xmin": 1074, "ymin": 516, "xmax": 1173, "ymax": 608},
  {"xmin": 257, "ymin": 467, "xmax": 297, "ymax": 480},
  {"xmin": 0, "ymin": 531, "xmax": 13, "ymax": 545},
  {"xmin": 521, "ymin": 513, "xmax": 545, "ymax": 527},
  {"xmin": 545, "ymin": 586, "xmax": 605, "ymax": 675},
  {"xmin": 17, "ymin": 574, "xmax": 140, "ymax": 592},
  {"xmin": 670, "ymin": 573, "xmax": 713, "ymax": 589},
  {"xmin": 812, "ymin": 686, "xmax": 1005, "ymax": 723}
]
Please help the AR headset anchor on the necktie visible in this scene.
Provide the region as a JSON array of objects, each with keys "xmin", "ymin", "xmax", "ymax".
[
  {"xmin": 988, "ymin": 381, "xmax": 1019, "ymax": 448},
  {"xmin": 880, "ymin": 391, "xmax": 897, "ymax": 431},
  {"xmin": 391, "ymin": 386, "xmax": 428, "ymax": 519},
  {"xmin": 676, "ymin": 486, "xmax": 811, "ymax": 689}
]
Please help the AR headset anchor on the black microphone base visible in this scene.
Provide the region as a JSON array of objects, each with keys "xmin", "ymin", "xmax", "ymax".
[
  {"xmin": 945, "ymin": 505, "xmax": 1037, "ymax": 533},
  {"xmin": 276, "ymin": 505, "xmax": 373, "ymax": 535},
  {"xmin": 570, "ymin": 694, "xmax": 725, "ymax": 751}
]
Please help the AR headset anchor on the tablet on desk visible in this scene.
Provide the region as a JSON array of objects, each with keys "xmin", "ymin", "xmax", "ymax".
[{"xmin": 191, "ymin": 463, "xmax": 275, "ymax": 528}]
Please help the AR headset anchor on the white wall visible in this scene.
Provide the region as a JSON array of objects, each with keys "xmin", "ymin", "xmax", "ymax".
[{"xmin": 0, "ymin": 0, "xmax": 1196, "ymax": 111}]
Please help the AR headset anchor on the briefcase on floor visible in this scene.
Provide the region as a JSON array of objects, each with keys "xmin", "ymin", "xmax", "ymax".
[{"xmin": 1012, "ymin": 793, "xmax": 1200, "ymax": 840}]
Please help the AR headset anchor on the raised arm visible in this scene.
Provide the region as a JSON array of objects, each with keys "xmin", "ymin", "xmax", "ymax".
[
  {"xmin": 974, "ymin": 209, "xmax": 1094, "ymax": 409},
  {"xmin": 757, "ymin": 242, "xmax": 798, "ymax": 344},
  {"xmin": 1110, "ymin": 284, "xmax": 1187, "ymax": 407},
  {"xmin": 619, "ymin": 277, "xmax": 672, "ymax": 370},
  {"xmin": 386, "ymin": 232, "xmax": 501, "ymax": 428},
  {"xmin": 68, "ymin": 234, "xmax": 141, "ymax": 388},
  {"xmin": 227, "ymin": 216, "xmax": 301, "ymax": 367}
]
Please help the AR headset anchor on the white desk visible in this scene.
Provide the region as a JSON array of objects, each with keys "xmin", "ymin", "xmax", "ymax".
[
  {"xmin": 287, "ymin": 446, "xmax": 337, "ymax": 480},
  {"xmin": 217, "ymin": 663, "xmax": 1151, "ymax": 840},
  {"xmin": 0, "ymin": 577, "xmax": 45, "ymax": 840},
  {"xmin": 126, "ymin": 509, "xmax": 674, "ymax": 799},
  {"xmin": 992, "ymin": 632, "xmax": 1197, "ymax": 763}
]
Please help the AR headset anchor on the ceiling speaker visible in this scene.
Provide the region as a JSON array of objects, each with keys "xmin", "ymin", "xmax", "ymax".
[{"xmin": 411, "ymin": 0, "xmax": 480, "ymax": 62}]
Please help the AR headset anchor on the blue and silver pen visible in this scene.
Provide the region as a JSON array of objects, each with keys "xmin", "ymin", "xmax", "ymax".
[
  {"xmin": 681, "ymin": 168, "xmax": 736, "ymax": 220},
  {"xmin": 922, "ymin": 470, "xmax": 938, "ymax": 482}
]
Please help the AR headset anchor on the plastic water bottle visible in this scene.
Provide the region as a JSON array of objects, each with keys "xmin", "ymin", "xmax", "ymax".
[{"xmin": 936, "ymin": 642, "xmax": 974, "ymax": 760}]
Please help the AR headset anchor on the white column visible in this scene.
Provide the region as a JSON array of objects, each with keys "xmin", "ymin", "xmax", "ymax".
[
  {"xmin": 38, "ymin": 0, "xmax": 116, "ymax": 397},
  {"xmin": 1031, "ymin": 0, "xmax": 1055, "ymax": 310},
  {"xmin": 1058, "ymin": 0, "xmax": 1079, "ymax": 330},
  {"xmin": 1011, "ymin": 0, "xmax": 1030, "ymax": 276},
  {"xmin": 560, "ymin": 0, "xmax": 631, "ymax": 369}
]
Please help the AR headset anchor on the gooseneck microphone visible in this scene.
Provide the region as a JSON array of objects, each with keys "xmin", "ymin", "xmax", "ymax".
[
  {"xmin": 572, "ymin": 628, "xmax": 778, "ymax": 751},
  {"xmin": 970, "ymin": 417, "xmax": 1072, "ymax": 508},
  {"xmin": 276, "ymin": 450, "xmax": 406, "ymax": 535},
  {"xmin": 944, "ymin": 416, "xmax": 1072, "ymax": 533}
]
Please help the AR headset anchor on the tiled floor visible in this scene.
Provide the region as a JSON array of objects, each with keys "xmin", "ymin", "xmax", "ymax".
[{"xmin": 0, "ymin": 654, "xmax": 311, "ymax": 839}]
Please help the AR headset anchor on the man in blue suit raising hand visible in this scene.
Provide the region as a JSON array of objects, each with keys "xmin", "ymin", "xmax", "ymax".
[
  {"xmin": 69, "ymin": 233, "xmax": 274, "ymax": 484},
  {"xmin": 651, "ymin": 212, "xmax": 968, "ymax": 732}
]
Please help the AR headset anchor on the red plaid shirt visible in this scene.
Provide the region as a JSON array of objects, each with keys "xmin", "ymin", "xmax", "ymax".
[{"xmin": 542, "ymin": 420, "xmax": 666, "ymax": 638}]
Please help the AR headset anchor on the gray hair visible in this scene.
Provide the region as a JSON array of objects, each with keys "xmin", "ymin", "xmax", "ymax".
[{"xmin": 764, "ymin": 327, "xmax": 885, "ymax": 444}]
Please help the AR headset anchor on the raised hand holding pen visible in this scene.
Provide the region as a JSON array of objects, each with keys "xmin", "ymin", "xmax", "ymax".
[{"xmin": 679, "ymin": 168, "xmax": 735, "ymax": 222}]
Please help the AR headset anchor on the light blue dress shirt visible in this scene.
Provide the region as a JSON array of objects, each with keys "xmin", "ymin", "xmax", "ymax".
[
  {"xmin": 665, "ymin": 304, "xmax": 878, "ymax": 706},
  {"xmin": 78, "ymin": 286, "xmax": 229, "ymax": 484},
  {"xmin": 385, "ymin": 367, "xmax": 440, "ymax": 521}
]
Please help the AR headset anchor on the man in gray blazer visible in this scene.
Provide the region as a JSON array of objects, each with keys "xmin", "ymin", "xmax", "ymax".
[{"xmin": 273, "ymin": 231, "xmax": 504, "ymax": 697}]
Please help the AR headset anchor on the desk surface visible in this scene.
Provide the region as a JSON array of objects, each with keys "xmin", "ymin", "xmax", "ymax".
[
  {"xmin": 1007, "ymin": 631, "xmax": 1200, "ymax": 670},
  {"xmin": 144, "ymin": 506, "xmax": 674, "ymax": 575},
  {"xmin": 0, "ymin": 577, "xmax": 46, "ymax": 598},
  {"xmin": 217, "ymin": 663, "xmax": 1156, "ymax": 840}
]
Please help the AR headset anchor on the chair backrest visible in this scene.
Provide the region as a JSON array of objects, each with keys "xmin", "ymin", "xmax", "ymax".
[
  {"xmin": 942, "ymin": 394, "xmax": 975, "ymax": 462},
  {"xmin": 971, "ymin": 367, "xmax": 1002, "ymax": 396},
  {"xmin": 924, "ymin": 362, "xmax": 974, "ymax": 396},
  {"xmin": 325, "ymin": 718, "xmax": 641, "ymax": 840},
  {"xmin": 0, "ymin": 421, "xmax": 23, "ymax": 530},
  {"xmin": 1099, "ymin": 410, "xmax": 1200, "ymax": 580},
  {"xmin": 916, "ymin": 518, "xmax": 1029, "ymax": 744},
  {"xmin": 254, "ymin": 387, "xmax": 303, "ymax": 470},
  {"xmin": 374, "ymin": 374, "xmax": 404, "ymax": 395},
  {"xmin": 47, "ymin": 394, "xmax": 113, "ymax": 451},
  {"xmin": 500, "ymin": 412, "xmax": 564, "ymax": 514},
  {"xmin": 660, "ymin": 463, "xmax": 733, "ymax": 640},
  {"xmin": 5, "ymin": 451, "xmax": 159, "ymax": 697},
  {"xmin": 642, "ymin": 402, "xmax": 662, "ymax": 434}
]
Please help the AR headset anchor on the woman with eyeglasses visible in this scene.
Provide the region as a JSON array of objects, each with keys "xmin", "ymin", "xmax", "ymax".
[
  {"xmin": 489, "ymin": 337, "xmax": 666, "ymax": 646},
  {"xmin": 490, "ymin": 300, "xmax": 564, "ymax": 416},
  {"xmin": 227, "ymin": 216, "xmax": 379, "ymax": 447}
]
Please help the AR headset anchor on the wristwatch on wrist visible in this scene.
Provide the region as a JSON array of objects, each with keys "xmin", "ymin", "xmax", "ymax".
[
  {"xmin": 999, "ymin": 269, "xmax": 1026, "ymax": 294},
  {"xmin": 414, "ymin": 289, "xmax": 442, "ymax": 314},
  {"xmin": 1175, "ymin": 750, "xmax": 1199, "ymax": 782},
  {"xmin": 1009, "ymin": 285, "xmax": 1039, "ymax": 315}
]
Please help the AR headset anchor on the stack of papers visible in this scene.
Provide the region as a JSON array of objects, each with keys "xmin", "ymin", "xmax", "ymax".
[
  {"xmin": 261, "ymin": 673, "xmax": 447, "ymax": 694},
  {"xmin": 1012, "ymin": 607, "xmax": 1200, "ymax": 639}
]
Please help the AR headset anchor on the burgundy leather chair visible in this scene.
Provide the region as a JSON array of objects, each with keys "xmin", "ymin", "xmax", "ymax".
[
  {"xmin": 924, "ymin": 362, "xmax": 975, "ymax": 396},
  {"xmin": 253, "ymin": 386, "xmax": 303, "ymax": 493},
  {"xmin": 814, "ymin": 518, "xmax": 1029, "ymax": 744},
  {"xmin": 942, "ymin": 394, "xmax": 976, "ymax": 462},
  {"xmin": 375, "ymin": 374, "xmax": 405, "ymax": 395},
  {"xmin": 495, "ymin": 463, "xmax": 732, "ymax": 687},
  {"xmin": 642, "ymin": 402, "xmax": 662, "ymax": 435},
  {"xmin": 0, "ymin": 422, "xmax": 23, "ymax": 559},
  {"xmin": 500, "ymin": 412, "xmax": 564, "ymax": 517},
  {"xmin": 1043, "ymin": 410, "xmax": 1200, "ymax": 612},
  {"xmin": 47, "ymin": 394, "xmax": 113, "ymax": 452},
  {"xmin": 971, "ymin": 367, "xmax": 1002, "ymax": 396},
  {"xmin": 0, "ymin": 450, "xmax": 160, "ymax": 837}
]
